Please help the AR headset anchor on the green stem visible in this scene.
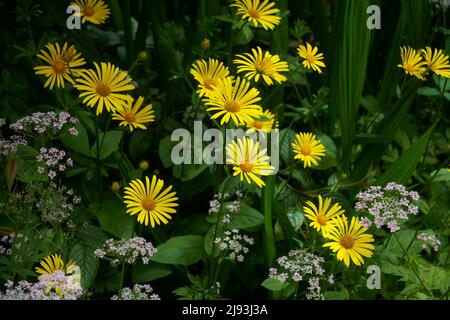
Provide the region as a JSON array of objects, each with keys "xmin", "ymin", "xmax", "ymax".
[
  {"xmin": 119, "ymin": 262, "xmax": 126, "ymax": 289},
  {"xmin": 262, "ymin": 174, "xmax": 276, "ymax": 267}
]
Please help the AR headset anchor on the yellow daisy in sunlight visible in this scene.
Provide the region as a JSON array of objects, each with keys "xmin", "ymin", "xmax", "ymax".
[
  {"xmin": 245, "ymin": 109, "xmax": 276, "ymax": 135},
  {"xmin": 304, "ymin": 195, "xmax": 345, "ymax": 236},
  {"xmin": 226, "ymin": 137, "xmax": 274, "ymax": 188},
  {"xmin": 75, "ymin": 62, "xmax": 135, "ymax": 115},
  {"xmin": 204, "ymin": 76, "xmax": 262, "ymax": 126},
  {"xmin": 297, "ymin": 43, "xmax": 326, "ymax": 74},
  {"xmin": 124, "ymin": 175, "xmax": 179, "ymax": 228},
  {"xmin": 422, "ymin": 47, "xmax": 450, "ymax": 78},
  {"xmin": 234, "ymin": 47, "xmax": 289, "ymax": 85},
  {"xmin": 111, "ymin": 96, "xmax": 155, "ymax": 131},
  {"xmin": 190, "ymin": 58, "xmax": 230, "ymax": 97},
  {"xmin": 397, "ymin": 46, "xmax": 427, "ymax": 80},
  {"xmin": 34, "ymin": 42, "xmax": 86, "ymax": 90},
  {"xmin": 71, "ymin": 0, "xmax": 110, "ymax": 25},
  {"xmin": 323, "ymin": 216, "xmax": 375, "ymax": 268},
  {"xmin": 231, "ymin": 0, "xmax": 281, "ymax": 30},
  {"xmin": 35, "ymin": 254, "xmax": 77, "ymax": 276},
  {"xmin": 292, "ymin": 132, "xmax": 326, "ymax": 168}
]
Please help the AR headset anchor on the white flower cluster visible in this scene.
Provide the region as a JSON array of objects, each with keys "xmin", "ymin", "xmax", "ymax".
[
  {"xmin": 0, "ymin": 234, "xmax": 13, "ymax": 256},
  {"xmin": 417, "ymin": 231, "xmax": 441, "ymax": 252},
  {"xmin": 208, "ymin": 191, "xmax": 243, "ymax": 224},
  {"xmin": 95, "ymin": 237, "xmax": 157, "ymax": 265},
  {"xmin": 214, "ymin": 229, "xmax": 254, "ymax": 262},
  {"xmin": 9, "ymin": 111, "xmax": 79, "ymax": 137},
  {"xmin": 111, "ymin": 284, "xmax": 160, "ymax": 300},
  {"xmin": 0, "ymin": 270, "xmax": 82, "ymax": 300},
  {"xmin": 269, "ymin": 250, "xmax": 333, "ymax": 300}
]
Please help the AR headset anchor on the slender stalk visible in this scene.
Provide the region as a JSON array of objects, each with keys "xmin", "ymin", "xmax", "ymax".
[
  {"xmin": 262, "ymin": 174, "xmax": 276, "ymax": 267},
  {"xmin": 119, "ymin": 262, "xmax": 126, "ymax": 289}
]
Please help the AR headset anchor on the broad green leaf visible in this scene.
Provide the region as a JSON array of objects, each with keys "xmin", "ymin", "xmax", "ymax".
[
  {"xmin": 378, "ymin": 123, "xmax": 436, "ymax": 185},
  {"xmin": 132, "ymin": 262, "xmax": 172, "ymax": 283},
  {"xmin": 69, "ymin": 243, "xmax": 99, "ymax": 289},
  {"xmin": 151, "ymin": 235, "xmax": 204, "ymax": 265},
  {"xmin": 261, "ymin": 278, "xmax": 285, "ymax": 291},
  {"xmin": 61, "ymin": 122, "xmax": 91, "ymax": 157},
  {"xmin": 159, "ymin": 135, "xmax": 176, "ymax": 168},
  {"xmin": 78, "ymin": 226, "xmax": 110, "ymax": 247},
  {"xmin": 94, "ymin": 198, "xmax": 134, "ymax": 239},
  {"xmin": 228, "ymin": 203, "xmax": 264, "ymax": 230},
  {"xmin": 90, "ymin": 130, "xmax": 123, "ymax": 160}
]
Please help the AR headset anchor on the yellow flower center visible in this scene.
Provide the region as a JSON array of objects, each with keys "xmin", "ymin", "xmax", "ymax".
[
  {"xmin": 84, "ymin": 6, "xmax": 95, "ymax": 17},
  {"xmin": 255, "ymin": 61, "xmax": 268, "ymax": 73},
  {"xmin": 340, "ymin": 235, "xmax": 355, "ymax": 249},
  {"xmin": 253, "ymin": 120, "xmax": 264, "ymax": 129},
  {"xmin": 141, "ymin": 197, "xmax": 156, "ymax": 211},
  {"xmin": 300, "ymin": 145, "xmax": 312, "ymax": 155},
  {"xmin": 240, "ymin": 160, "xmax": 253, "ymax": 173},
  {"xmin": 305, "ymin": 53, "xmax": 316, "ymax": 63},
  {"xmin": 62, "ymin": 50, "xmax": 75, "ymax": 62},
  {"xmin": 124, "ymin": 112, "xmax": 137, "ymax": 122},
  {"xmin": 247, "ymin": 8, "xmax": 260, "ymax": 19},
  {"xmin": 53, "ymin": 61, "xmax": 65, "ymax": 74},
  {"xmin": 96, "ymin": 83, "xmax": 111, "ymax": 97},
  {"xmin": 224, "ymin": 100, "xmax": 240, "ymax": 113},
  {"xmin": 317, "ymin": 214, "xmax": 328, "ymax": 226},
  {"xmin": 203, "ymin": 78, "xmax": 215, "ymax": 90}
]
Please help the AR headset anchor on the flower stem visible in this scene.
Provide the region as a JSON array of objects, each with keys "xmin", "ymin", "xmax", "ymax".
[
  {"xmin": 119, "ymin": 262, "xmax": 126, "ymax": 289},
  {"xmin": 262, "ymin": 174, "xmax": 276, "ymax": 267}
]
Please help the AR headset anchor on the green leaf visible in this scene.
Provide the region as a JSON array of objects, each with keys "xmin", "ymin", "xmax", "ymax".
[
  {"xmin": 151, "ymin": 235, "xmax": 204, "ymax": 265},
  {"xmin": 261, "ymin": 278, "xmax": 285, "ymax": 291},
  {"xmin": 132, "ymin": 262, "xmax": 172, "ymax": 283},
  {"xmin": 61, "ymin": 122, "xmax": 91, "ymax": 157},
  {"xmin": 378, "ymin": 123, "xmax": 437, "ymax": 185},
  {"xmin": 279, "ymin": 128, "xmax": 296, "ymax": 165},
  {"xmin": 417, "ymin": 87, "xmax": 440, "ymax": 97},
  {"xmin": 430, "ymin": 168, "xmax": 450, "ymax": 182},
  {"xmin": 69, "ymin": 243, "xmax": 99, "ymax": 289},
  {"xmin": 94, "ymin": 198, "xmax": 134, "ymax": 239},
  {"xmin": 78, "ymin": 226, "xmax": 110, "ymax": 247},
  {"xmin": 159, "ymin": 135, "xmax": 176, "ymax": 168},
  {"xmin": 228, "ymin": 203, "xmax": 264, "ymax": 230},
  {"xmin": 90, "ymin": 130, "xmax": 123, "ymax": 160},
  {"xmin": 315, "ymin": 132, "xmax": 337, "ymax": 169}
]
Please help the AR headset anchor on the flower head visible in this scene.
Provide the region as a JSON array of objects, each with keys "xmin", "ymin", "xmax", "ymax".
[
  {"xmin": 71, "ymin": 0, "xmax": 110, "ymax": 25},
  {"xmin": 34, "ymin": 42, "xmax": 86, "ymax": 90},
  {"xmin": 75, "ymin": 62, "xmax": 135, "ymax": 115},
  {"xmin": 124, "ymin": 176, "xmax": 178, "ymax": 228},
  {"xmin": 304, "ymin": 195, "xmax": 345, "ymax": 236},
  {"xmin": 397, "ymin": 46, "xmax": 427, "ymax": 80},
  {"xmin": 298, "ymin": 43, "xmax": 326, "ymax": 74},
  {"xmin": 231, "ymin": 0, "xmax": 281, "ymax": 30},
  {"xmin": 111, "ymin": 96, "xmax": 155, "ymax": 131},
  {"xmin": 422, "ymin": 46, "xmax": 450, "ymax": 78},
  {"xmin": 226, "ymin": 137, "xmax": 274, "ymax": 188},
  {"xmin": 323, "ymin": 216, "xmax": 375, "ymax": 268},
  {"xmin": 234, "ymin": 47, "xmax": 288, "ymax": 85},
  {"xmin": 35, "ymin": 254, "xmax": 77, "ymax": 277},
  {"xmin": 190, "ymin": 58, "xmax": 230, "ymax": 97},
  {"xmin": 291, "ymin": 132, "xmax": 326, "ymax": 168},
  {"xmin": 204, "ymin": 77, "xmax": 262, "ymax": 126},
  {"xmin": 245, "ymin": 109, "xmax": 276, "ymax": 135}
]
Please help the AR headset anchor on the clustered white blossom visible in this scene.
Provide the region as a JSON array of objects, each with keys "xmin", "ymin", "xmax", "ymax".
[
  {"xmin": 214, "ymin": 229, "xmax": 254, "ymax": 262},
  {"xmin": 355, "ymin": 182, "xmax": 420, "ymax": 233},
  {"xmin": 0, "ymin": 270, "xmax": 82, "ymax": 300},
  {"xmin": 429, "ymin": 0, "xmax": 450, "ymax": 9},
  {"xmin": 36, "ymin": 147, "xmax": 73, "ymax": 179},
  {"xmin": 0, "ymin": 235, "xmax": 13, "ymax": 256},
  {"xmin": 417, "ymin": 231, "xmax": 441, "ymax": 252},
  {"xmin": 111, "ymin": 284, "xmax": 161, "ymax": 300},
  {"xmin": 95, "ymin": 237, "xmax": 157, "ymax": 265},
  {"xmin": 269, "ymin": 249, "xmax": 333, "ymax": 300},
  {"xmin": 208, "ymin": 191, "xmax": 243, "ymax": 224},
  {"xmin": 37, "ymin": 183, "xmax": 81, "ymax": 226},
  {"xmin": 9, "ymin": 111, "xmax": 79, "ymax": 137},
  {"xmin": 0, "ymin": 134, "xmax": 27, "ymax": 156}
]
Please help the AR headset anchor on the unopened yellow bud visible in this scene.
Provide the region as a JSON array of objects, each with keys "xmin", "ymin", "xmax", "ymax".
[
  {"xmin": 139, "ymin": 160, "xmax": 149, "ymax": 171},
  {"xmin": 111, "ymin": 181, "xmax": 120, "ymax": 192},
  {"xmin": 200, "ymin": 38, "xmax": 210, "ymax": 50}
]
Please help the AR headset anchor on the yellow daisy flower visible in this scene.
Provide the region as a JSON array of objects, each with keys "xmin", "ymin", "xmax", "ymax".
[
  {"xmin": 234, "ymin": 47, "xmax": 289, "ymax": 85},
  {"xmin": 397, "ymin": 46, "xmax": 427, "ymax": 80},
  {"xmin": 71, "ymin": 0, "xmax": 110, "ymax": 25},
  {"xmin": 35, "ymin": 254, "xmax": 77, "ymax": 276},
  {"xmin": 204, "ymin": 76, "xmax": 262, "ymax": 126},
  {"xmin": 245, "ymin": 109, "xmax": 276, "ymax": 135},
  {"xmin": 297, "ymin": 43, "xmax": 326, "ymax": 74},
  {"xmin": 124, "ymin": 175, "xmax": 179, "ymax": 228},
  {"xmin": 231, "ymin": 0, "xmax": 281, "ymax": 31},
  {"xmin": 190, "ymin": 58, "xmax": 230, "ymax": 97},
  {"xmin": 226, "ymin": 137, "xmax": 274, "ymax": 188},
  {"xmin": 34, "ymin": 42, "xmax": 86, "ymax": 90},
  {"xmin": 111, "ymin": 96, "xmax": 155, "ymax": 131},
  {"xmin": 304, "ymin": 195, "xmax": 345, "ymax": 236},
  {"xmin": 422, "ymin": 47, "xmax": 450, "ymax": 78},
  {"xmin": 291, "ymin": 132, "xmax": 326, "ymax": 168},
  {"xmin": 323, "ymin": 216, "xmax": 375, "ymax": 268},
  {"xmin": 75, "ymin": 62, "xmax": 135, "ymax": 115}
]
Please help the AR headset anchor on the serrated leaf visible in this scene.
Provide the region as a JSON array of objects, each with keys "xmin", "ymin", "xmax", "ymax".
[
  {"xmin": 151, "ymin": 235, "xmax": 204, "ymax": 265},
  {"xmin": 69, "ymin": 243, "xmax": 99, "ymax": 289}
]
